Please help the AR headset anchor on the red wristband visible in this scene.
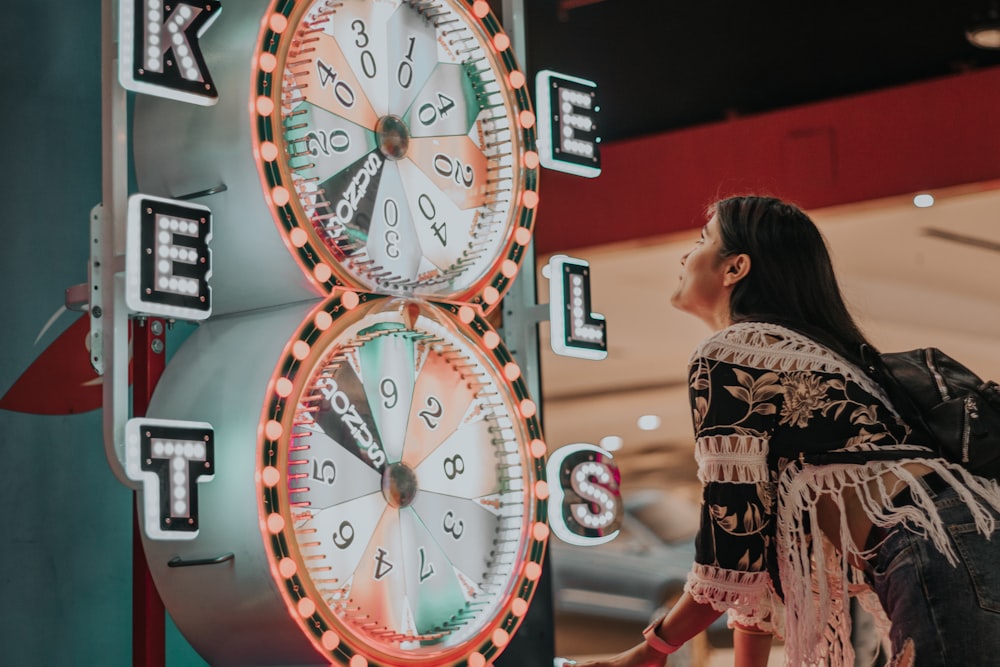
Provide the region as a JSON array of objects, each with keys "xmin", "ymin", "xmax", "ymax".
[{"xmin": 642, "ymin": 616, "xmax": 682, "ymax": 655}]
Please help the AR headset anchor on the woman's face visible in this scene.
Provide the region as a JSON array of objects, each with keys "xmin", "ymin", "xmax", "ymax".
[{"xmin": 670, "ymin": 214, "xmax": 736, "ymax": 329}]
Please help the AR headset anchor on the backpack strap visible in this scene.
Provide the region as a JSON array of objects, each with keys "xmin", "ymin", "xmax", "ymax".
[{"xmin": 857, "ymin": 343, "xmax": 943, "ymax": 450}]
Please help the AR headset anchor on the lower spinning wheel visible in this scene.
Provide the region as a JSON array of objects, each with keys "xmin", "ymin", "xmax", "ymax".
[{"xmin": 141, "ymin": 292, "xmax": 548, "ymax": 667}]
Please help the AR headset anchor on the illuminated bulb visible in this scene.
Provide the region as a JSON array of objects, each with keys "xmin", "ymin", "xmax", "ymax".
[
  {"xmin": 292, "ymin": 340, "xmax": 310, "ymax": 360},
  {"xmin": 271, "ymin": 186, "xmax": 290, "ymax": 206},
  {"xmin": 913, "ymin": 193, "xmax": 935, "ymax": 208},
  {"xmin": 259, "ymin": 52, "xmax": 277, "ymax": 73},
  {"xmin": 267, "ymin": 513, "xmax": 285, "ymax": 534},
  {"xmin": 256, "ymin": 96, "xmax": 275, "ymax": 116},
  {"xmin": 265, "ymin": 420, "xmax": 284, "ymax": 440},
  {"xmin": 269, "ymin": 13, "xmax": 288, "ymax": 33},
  {"xmin": 297, "ymin": 598, "xmax": 316, "ymax": 617},
  {"xmin": 637, "ymin": 414, "xmax": 661, "ymax": 431},
  {"xmin": 262, "ymin": 466, "xmax": 281, "ymax": 487},
  {"xmin": 600, "ymin": 435, "xmax": 623, "ymax": 451},
  {"xmin": 275, "ymin": 377, "xmax": 294, "ymax": 397},
  {"xmin": 492, "ymin": 628, "xmax": 510, "ymax": 647},
  {"xmin": 314, "ymin": 311, "xmax": 333, "ymax": 330},
  {"xmin": 530, "ymin": 439, "xmax": 547, "ymax": 457},
  {"xmin": 472, "ymin": 1, "xmax": 490, "ymax": 18},
  {"xmin": 321, "ymin": 631, "xmax": 340, "ymax": 651},
  {"xmin": 341, "ymin": 290, "xmax": 360, "ymax": 309},
  {"xmin": 289, "ymin": 227, "xmax": 308, "ymax": 247},
  {"xmin": 532, "ymin": 522, "xmax": 549, "ymax": 540},
  {"xmin": 483, "ymin": 285, "xmax": 500, "ymax": 304},
  {"xmin": 278, "ymin": 557, "xmax": 297, "ymax": 578},
  {"xmin": 260, "ymin": 141, "xmax": 279, "ymax": 161},
  {"xmin": 313, "ymin": 263, "xmax": 332, "ymax": 283}
]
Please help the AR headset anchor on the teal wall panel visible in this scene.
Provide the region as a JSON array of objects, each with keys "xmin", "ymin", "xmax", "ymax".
[{"xmin": 1, "ymin": 3, "xmax": 207, "ymax": 665}]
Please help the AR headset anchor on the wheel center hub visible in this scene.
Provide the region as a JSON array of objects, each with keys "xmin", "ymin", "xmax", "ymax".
[
  {"xmin": 382, "ymin": 462, "xmax": 418, "ymax": 508},
  {"xmin": 376, "ymin": 115, "xmax": 410, "ymax": 160}
]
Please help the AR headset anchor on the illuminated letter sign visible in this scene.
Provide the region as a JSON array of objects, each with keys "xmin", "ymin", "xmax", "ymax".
[
  {"xmin": 535, "ymin": 70, "xmax": 601, "ymax": 178},
  {"xmin": 125, "ymin": 419, "xmax": 215, "ymax": 540},
  {"xmin": 546, "ymin": 443, "xmax": 622, "ymax": 546},
  {"xmin": 118, "ymin": 0, "xmax": 222, "ymax": 106},
  {"xmin": 548, "ymin": 254, "xmax": 607, "ymax": 360},
  {"xmin": 125, "ymin": 194, "xmax": 212, "ymax": 320}
]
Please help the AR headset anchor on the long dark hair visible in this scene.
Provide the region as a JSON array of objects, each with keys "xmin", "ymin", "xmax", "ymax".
[{"xmin": 712, "ymin": 195, "xmax": 874, "ymax": 360}]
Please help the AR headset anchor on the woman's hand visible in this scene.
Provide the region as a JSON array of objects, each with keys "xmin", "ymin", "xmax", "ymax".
[
  {"xmin": 571, "ymin": 592, "xmax": 722, "ymax": 667},
  {"xmin": 573, "ymin": 641, "xmax": 669, "ymax": 667}
]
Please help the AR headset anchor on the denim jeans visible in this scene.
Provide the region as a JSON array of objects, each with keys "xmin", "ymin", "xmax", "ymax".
[{"xmin": 869, "ymin": 480, "xmax": 1000, "ymax": 666}]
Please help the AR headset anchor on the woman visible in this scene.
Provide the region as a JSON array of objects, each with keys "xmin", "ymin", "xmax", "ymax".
[{"xmin": 579, "ymin": 196, "xmax": 1000, "ymax": 666}]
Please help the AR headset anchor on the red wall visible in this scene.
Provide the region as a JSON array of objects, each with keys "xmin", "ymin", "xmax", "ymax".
[{"xmin": 534, "ymin": 65, "xmax": 1000, "ymax": 254}]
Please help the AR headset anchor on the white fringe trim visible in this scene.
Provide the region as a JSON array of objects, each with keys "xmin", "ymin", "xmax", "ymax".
[
  {"xmin": 776, "ymin": 458, "xmax": 1000, "ymax": 666},
  {"xmin": 690, "ymin": 322, "xmax": 900, "ymax": 420},
  {"xmin": 695, "ymin": 434, "xmax": 769, "ymax": 484},
  {"xmin": 685, "ymin": 563, "xmax": 785, "ymax": 637}
]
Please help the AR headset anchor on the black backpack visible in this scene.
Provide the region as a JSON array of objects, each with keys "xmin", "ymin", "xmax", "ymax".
[
  {"xmin": 861, "ymin": 346, "xmax": 1000, "ymax": 481},
  {"xmin": 748, "ymin": 318, "xmax": 1000, "ymax": 479}
]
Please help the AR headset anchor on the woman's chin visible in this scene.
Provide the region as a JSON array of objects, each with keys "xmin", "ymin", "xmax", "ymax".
[{"xmin": 669, "ymin": 292, "xmax": 686, "ymax": 312}]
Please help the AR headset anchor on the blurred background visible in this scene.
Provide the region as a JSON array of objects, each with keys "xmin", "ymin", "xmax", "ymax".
[{"xmin": 524, "ymin": 1, "xmax": 1000, "ymax": 663}]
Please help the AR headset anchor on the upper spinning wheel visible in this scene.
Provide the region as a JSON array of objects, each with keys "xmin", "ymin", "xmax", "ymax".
[{"xmin": 254, "ymin": 0, "xmax": 540, "ymax": 311}]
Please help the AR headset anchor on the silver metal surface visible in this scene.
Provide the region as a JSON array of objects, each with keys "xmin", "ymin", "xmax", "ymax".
[{"xmin": 143, "ymin": 300, "xmax": 324, "ymax": 666}]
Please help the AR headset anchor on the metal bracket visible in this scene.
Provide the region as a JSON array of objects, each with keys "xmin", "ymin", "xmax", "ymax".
[
  {"xmin": 92, "ymin": 200, "xmax": 134, "ymax": 489},
  {"xmin": 513, "ymin": 302, "xmax": 551, "ymax": 326},
  {"xmin": 89, "ymin": 205, "xmax": 105, "ymax": 375},
  {"xmin": 86, "ymin": 204, "xmax": 127, "ymax": 376}
]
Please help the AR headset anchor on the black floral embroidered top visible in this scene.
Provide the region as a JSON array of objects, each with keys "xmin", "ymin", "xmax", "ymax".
[{"xmin": 680, "ymin": 322, "xmax": 1000, "ymax": 665}]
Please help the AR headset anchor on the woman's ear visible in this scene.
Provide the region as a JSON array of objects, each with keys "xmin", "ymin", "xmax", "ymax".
[{"xmin": 723, "ymin": 253, "xmax": 751, "ymax": 286}]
